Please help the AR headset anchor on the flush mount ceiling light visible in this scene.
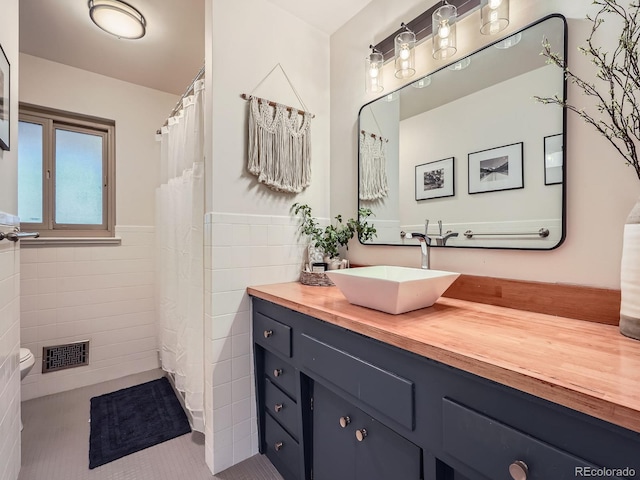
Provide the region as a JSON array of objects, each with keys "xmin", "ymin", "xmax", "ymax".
[
  {"xmin": 411, "ymin": 76, "xmax": 431, "ymax": 89},
  {"xmin": 88, "ymin": 0, "xmax": 147, "ymax": 39},
  {"xmin": 447, "ymin": 57, "xmax": 471, "ymax": 71},
  {"xmin": 494, "ymin": 32, "xmax": 522, "ymax": 49}
]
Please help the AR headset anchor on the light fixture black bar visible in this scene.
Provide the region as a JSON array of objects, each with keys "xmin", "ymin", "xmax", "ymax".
[{"xmin": 373, "ymin": 0, "xmax": 481, "ymax": 61}]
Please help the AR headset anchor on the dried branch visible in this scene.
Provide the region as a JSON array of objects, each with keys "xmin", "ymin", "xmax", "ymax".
[{"xmin": 534, "ymin": 0, "xmax": 640, "ymax": 180}]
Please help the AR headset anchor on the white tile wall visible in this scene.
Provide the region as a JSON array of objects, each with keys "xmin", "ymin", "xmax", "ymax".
[
  {"xmin": 204, "ymin": 212, "xmax": 306, "ymax": 474},
  {"xmin": 0, "ymin": 218, "xmax": 21, "ymax": 480},
  {"xmin": 19, "ymin": 226, "xmax": 159, "ymax": 400}
]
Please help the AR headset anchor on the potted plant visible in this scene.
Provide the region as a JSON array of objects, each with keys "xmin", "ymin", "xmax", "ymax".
[
  {"xmin": 536, "ymin": 0, "xmax": 640, "ymax": 339},
  {"xmin": 292, "ymin": 203, "xmax": 377, "ymax": 269}
]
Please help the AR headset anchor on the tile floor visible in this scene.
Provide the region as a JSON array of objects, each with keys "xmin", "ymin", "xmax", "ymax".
[{"xmin": 18, "ymin": 369, "xmax": 283, "ymax": 480}]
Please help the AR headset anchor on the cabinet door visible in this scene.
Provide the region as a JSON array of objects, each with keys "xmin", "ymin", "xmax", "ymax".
[
  {"xmin": 354, "ymin": 413, "xmax": 422, "ymax": 480},
  {"xmin": 313, "ymin": 382, "xmax": 422, "ymax": 480},
  {"xmin": 312, "ymin": 382, "xmax": 355, "ymax": 480}
]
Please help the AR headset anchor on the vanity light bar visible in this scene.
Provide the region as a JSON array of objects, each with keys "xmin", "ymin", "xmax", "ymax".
[{"xmin": 372, "ymin": 0, "xmax": 480, "ymax": 62}]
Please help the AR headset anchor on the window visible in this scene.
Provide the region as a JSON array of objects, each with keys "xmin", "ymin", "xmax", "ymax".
[{"xmin": 18, "ymin": 104, "xmax": 115, "ymax": 237}]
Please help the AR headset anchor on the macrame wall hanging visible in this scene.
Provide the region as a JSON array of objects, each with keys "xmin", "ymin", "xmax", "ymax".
[
  {"xmin": 359, "ymin": 130, "xmax": 389, "ymax": 201},
  {"xmin": 242, "ymin": 64, "xmax": 314, "ymax": 193}
]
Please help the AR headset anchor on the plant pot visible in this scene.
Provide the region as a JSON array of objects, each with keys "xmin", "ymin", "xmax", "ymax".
[
  {"xmin": 324, "ymin": 256, "xmax": 348, "ymax": 270},
  {"xmin": 620, "ymin": 195, "xmax": 640, "ymax": 340}
]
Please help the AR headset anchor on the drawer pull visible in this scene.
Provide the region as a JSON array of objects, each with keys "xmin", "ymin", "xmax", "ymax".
[
  {"xmin": 509, "ymin": 460, "xmax": 528, "ymax": 480},
  {"xmin": 263, "ymin": 330, "xmax": 273, "ymax": 338},
  {"xmin": 274, "ymin": 441, "xmax": 284, "ymax": 451},
  {"xmin": 355, "ymin": 428, "xmax": 368, "ymax": 442},
  {"xmin": 273, "ymin": 368, "xmax": 283, "ymax": 377},
  {"xmin": 274, "ymin": 403, "xmax": 283, "ymax": 413},
  {"xmin": 339, "ymin": 416, "xmax": 351, "ymax": 428}
]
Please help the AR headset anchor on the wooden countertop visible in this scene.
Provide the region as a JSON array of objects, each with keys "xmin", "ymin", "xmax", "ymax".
[{"xmin": 248, "ymin": 282, "xmax": 640, "ymax": 434}]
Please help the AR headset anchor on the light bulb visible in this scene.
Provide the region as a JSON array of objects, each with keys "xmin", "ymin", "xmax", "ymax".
[
  {"xmin": 399, "ymin": 45, "xmax": 411, "ymax": 60},
  {"xmin": 439, "ymin": 21, "xmax": 450, "ymax": 38},
  {"xmin": 369, "ymin": 66, "xmax": 379, "ymax": 78},
  {"xmin": 488, "ymin": 0, "xmax": 502, "ymax": 8},
  {"xmin": 439, "ymin": 37, "xmax": 449, "ymax": 49}
]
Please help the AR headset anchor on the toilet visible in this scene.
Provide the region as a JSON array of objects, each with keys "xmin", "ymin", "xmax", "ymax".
[{"xmin": 19, "ymin": 348, "xmax": 35, "ymax": 431}]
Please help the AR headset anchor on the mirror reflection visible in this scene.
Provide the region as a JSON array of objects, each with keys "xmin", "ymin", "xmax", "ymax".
[{"xmin": 358, "ymin": 15, "xmax": 566, "ymax": 249}]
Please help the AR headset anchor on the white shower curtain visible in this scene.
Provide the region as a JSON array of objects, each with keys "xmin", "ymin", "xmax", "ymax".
[{"xmin": 156, "ymin": 79, "xmax": 205, "ymax": 432}]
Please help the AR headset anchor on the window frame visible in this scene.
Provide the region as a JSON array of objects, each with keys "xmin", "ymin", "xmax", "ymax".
[{"xmin": 18, "ymin": 103, "xmax": 116, "ymax": 238}]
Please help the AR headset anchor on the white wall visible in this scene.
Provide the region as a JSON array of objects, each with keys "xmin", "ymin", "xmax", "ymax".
[
  {"xmin": 19, "ymin": 54, "xmax": 177, "ymax": 226},
  {"xmin": 0, "ymin": 1, "xmax": 21, "ymax": 479},
  {"xmin": 205, "ymin": 0, "xmax": 331, "ymax": 473},
  {"xmin": 19, "ymin": 227, "xmax": 156, "ymax": 400},
  {"xmin": 331, "ymin": 0, "xmax": 640, "ymax": 289},
  {"xmin": 17, "ymin": 55, "xmax": 177, "ymax": 398}
]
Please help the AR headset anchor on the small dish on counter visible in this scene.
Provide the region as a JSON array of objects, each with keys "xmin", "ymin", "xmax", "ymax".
[{"xmin": 325, "ymin": 265, "xmax": 460, "ymax": 314}]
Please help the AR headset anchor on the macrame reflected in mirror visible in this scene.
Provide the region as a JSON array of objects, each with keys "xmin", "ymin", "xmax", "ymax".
[
  {"xmin": 360, "ymin": 130, "xmax": 389, "ymax": 201},
  {"xmin": 242, "ymin": 63, "xmax": 314, "ymax": 193}
]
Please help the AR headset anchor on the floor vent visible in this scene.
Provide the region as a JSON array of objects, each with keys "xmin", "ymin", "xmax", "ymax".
[{"xmin": 42, "ymin": 341, "xmax": 89, "ymax": 373}]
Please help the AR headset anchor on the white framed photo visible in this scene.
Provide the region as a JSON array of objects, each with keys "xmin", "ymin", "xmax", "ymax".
[
  {"xmin": 468, "ymin": 142, "xmax": 523, "ymax": 194},
  {"xmin": 415, "ymin": 157, "xmax": 455, "ymax": 201},
  {"xmin": 544, "ymin": 133, "xmax": 563, "ymax": 185}
]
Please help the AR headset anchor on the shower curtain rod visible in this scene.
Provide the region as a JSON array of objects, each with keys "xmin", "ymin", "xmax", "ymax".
[{"xmin": 158, "ymin": 64, "xmax": 205, "ymax": 132}]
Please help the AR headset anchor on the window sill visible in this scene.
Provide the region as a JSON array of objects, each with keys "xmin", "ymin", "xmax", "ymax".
[{"xmin": 20, "ymin": 237, "xmax": 122, "ymax": 247}]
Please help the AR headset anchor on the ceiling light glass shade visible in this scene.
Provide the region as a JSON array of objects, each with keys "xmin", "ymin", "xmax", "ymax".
[
  {"xmin": 480, "ymin": 0, "xmax": 509, "ymax": 35},
  {"xmin": 383, "ymin": 92, "xmax": 399, "ymax": 102},
  {"xmin": 365, "ymin": 48, "xmax": 384, "ymax": 93},
  {"xmin": 394, "ymin": 28, "xmax": 416, "ymax": 79},
  {"xmin": 411, "ymin": 76, "xmax": 431, "ymax": 88},
  {"xmin": 89, "ymin": 0, "xmax": 146, "ymax": 39},
  {"xmin": 447, "ymin": 57, "xmax": 471, "ymax": 71},
  {"xmin": 432, "ymin": 2, "xmax": 457, "ymax": 60},
  {"xmin": 494, "ymin": 32, "xmax": 522, "ymax": 49}
]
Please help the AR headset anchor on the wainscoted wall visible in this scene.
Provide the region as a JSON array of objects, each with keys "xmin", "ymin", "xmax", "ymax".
[
  {"xmin": 19, "ymin": 226, "xmax": 158, "ymax": 400},
  {"xmin": 204, "ymin": 212, "xmax": 306, "ymax": 473},
  {"xmin": 0, "ymin": 217, "xmax": 21, "ymax": 480}
]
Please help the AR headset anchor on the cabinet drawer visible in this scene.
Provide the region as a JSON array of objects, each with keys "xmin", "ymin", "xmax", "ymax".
[
  {"xmin": 264, "ymin": 349, "xmax": 296, "ymax": 399},
  {"xmin": 265, "ymin": 378, "xmax": 299, "ymax": 441},
  {"xmin": 265, "ymin": 412, "xmax": 301, "ymax": 480},
  {"xmin": 300, "ymin": 333, "xmax": 414, "ymax": 430},
  {"xmin": 442, "ymin": 398, "xmax": 624, "ymax": 480},
  {"xmin": 255, "ymin": 311, "xmax": 292, "ymax": 358}
]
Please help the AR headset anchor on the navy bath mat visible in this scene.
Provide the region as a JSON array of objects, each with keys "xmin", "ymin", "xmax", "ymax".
[{"xmin": 89, "ymin": 377, "xmax": 191, "ymax": 469}]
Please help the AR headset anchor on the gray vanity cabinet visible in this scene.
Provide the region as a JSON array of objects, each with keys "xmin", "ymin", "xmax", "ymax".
[{"xmin": 251, "ymin": 297, "xmax": 640, "ymax": 480}]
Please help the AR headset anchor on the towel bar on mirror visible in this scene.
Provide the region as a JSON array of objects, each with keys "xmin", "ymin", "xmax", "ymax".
[{"xmin": 463, "ymin": 228, "xmax": 549, "ymax": 239}]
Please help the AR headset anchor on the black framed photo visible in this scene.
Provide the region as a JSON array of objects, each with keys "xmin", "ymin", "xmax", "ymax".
[
  {"xmin": 415, "ymin": 157, "xmax": 454, "ymax": 201},
  {"xmin": 544, "ymin": 133, "xmax": 563, "ymax": 185},
  {"xmin": 468, "ymin": 142, "xmax": 523, "ymax": 194},
  {"xmin": 0, "ymin": 43, "xmax": 9, "ymax": 151}
]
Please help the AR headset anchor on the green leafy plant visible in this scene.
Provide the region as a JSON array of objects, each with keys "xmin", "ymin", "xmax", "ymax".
[
  {"xmin": 535, "ymin": 0, "xmax": 640, "ymax": 180},
  {"xmin": 292, "ymin": 203, "xmax": 377, "ymax": 259}
]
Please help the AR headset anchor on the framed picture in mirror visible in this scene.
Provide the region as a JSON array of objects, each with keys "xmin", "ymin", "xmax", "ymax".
[
  {"xmin": 0, "ymin": 43, "xmax": 9, "ymax": 151},
  {"xmin": 415, "ymin": 157, "xmax": 454, "ymax": 201},
  {"xmin": 468, "ymin": 142, "xmax": 523, "ymax": 194},
  {"xmin": 544, "ymin": 134, "xmax": 563, "ymax": 185}
]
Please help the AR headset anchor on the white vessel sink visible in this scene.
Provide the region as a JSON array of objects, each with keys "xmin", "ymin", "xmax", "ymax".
[{"xmin": 325, "ymin": 266, "xmax": 460, "ymax": 315}]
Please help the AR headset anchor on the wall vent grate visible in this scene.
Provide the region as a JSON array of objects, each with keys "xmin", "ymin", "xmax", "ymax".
[{"xmin": 42, "ymin": 341, "xmax": 90, "ymax": 373}]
